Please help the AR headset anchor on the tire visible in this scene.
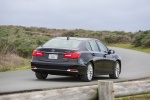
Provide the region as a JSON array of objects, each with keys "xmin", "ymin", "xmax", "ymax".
[
  {"xmin": 109, "ymin": 61, "xmax": 120, "ymax": 79},
  {"xmin": 35, "ymin": 72, "xmax": 48, "ymax": 80},
  {"xmin": 80, "ymin": 62, "xmax": 93, "ymax": 82}
]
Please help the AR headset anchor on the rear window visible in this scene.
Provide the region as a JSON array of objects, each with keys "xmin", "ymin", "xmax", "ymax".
[{"xmin": 42, "ymin": 39, "xmax": 81, "ymax": 49}]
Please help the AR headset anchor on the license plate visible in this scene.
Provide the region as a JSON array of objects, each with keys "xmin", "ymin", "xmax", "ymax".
[{"xmin": 49, "ymin": 54, "xmax": 58, "ymax": 59}]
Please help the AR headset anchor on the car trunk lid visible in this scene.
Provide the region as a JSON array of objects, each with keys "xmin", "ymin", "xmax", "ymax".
[{"xmin": 36, "ymin": 48, "xmax": 78, "ymax": 62}]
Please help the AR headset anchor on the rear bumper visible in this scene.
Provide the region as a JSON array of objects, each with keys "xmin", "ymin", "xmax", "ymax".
[{"xmin": 31, "ymin": 61, "xmax": 87, "ymax": 76}]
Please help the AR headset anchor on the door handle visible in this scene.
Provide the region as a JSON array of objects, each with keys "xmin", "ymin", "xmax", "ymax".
[
  {"xmin": 103, "ymin": 54, "xmax": 107, "ymax": 57},
  {"xmin": 92, "ymin": 53, "xmax": 95, "ymax": 56}
]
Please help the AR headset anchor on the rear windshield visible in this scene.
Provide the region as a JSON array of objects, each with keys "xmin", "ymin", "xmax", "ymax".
[{"xmin": 42, "ymin": 39, "xmax": 81, "ymax": 49}]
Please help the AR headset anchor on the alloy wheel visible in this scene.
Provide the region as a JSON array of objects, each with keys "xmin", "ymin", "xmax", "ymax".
[
  {"xmin": 115, "ymin": 62, "xmax": 120, "ymax": 78},
  {"xmin": 87, "ymin": 64, "xmax": 93, "ymax": 81}
]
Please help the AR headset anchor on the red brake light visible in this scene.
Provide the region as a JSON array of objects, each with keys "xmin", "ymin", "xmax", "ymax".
[
  {"xmin": 32, "ymin": 50, "xmax": 44, "ymax": 57},
  {"xmin": 63, "ymin": 52, "xmax": 81, "ymax": 60},
  {"xmin": 71, "ymin": 52, "xmax": 81, "ymax": 59},
  {"xmin": 63, "ymin": 52, "xmax": 72, "ymax": 58}
]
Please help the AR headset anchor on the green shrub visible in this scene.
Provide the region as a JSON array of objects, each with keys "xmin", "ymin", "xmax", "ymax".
[
  {"xmin": 132, "ymin": 37, "xmax": 140, "ymax": 47},
  {"xmin": 104, "ymin": 35, "xmax": 113, "ymax": 43},
  {"xmin": 17, "ymin": 46, "xmax": 35, "ymax": 57},
  {"xmin": 0, "ymin": 26, "xmax": 50, "ymax": 57},
  {"xmin": 104, "ymin": 34, "xmax": 131, "ymax": 44},
  {"xmin": 62, "ymin": 31, "xmax": 75, "ymax": 37},
  {"xmin": 141, "ymin": 35, "xmax": 150, "ymax": 47},
  {"xmin": 132, "ymin": 32, "xmax": 150, "ymax": 48}
]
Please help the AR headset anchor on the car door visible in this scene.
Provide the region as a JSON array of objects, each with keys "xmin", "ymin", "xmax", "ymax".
[
  {"xmin": 88, "ymin": 40, "xmax": 104, "ymax": 75},
  {"xmin": 96, "ymin": 41, "xmax": 115, "ymax": 74}
]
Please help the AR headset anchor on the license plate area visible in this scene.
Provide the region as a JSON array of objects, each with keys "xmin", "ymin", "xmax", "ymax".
[{"xmin": 48, "ymin": 54, "xmax": 58, "ymax": 59}]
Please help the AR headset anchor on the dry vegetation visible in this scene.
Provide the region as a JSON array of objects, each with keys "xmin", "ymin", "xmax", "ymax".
[
  {"xmin": 0, "ymin": 25, "xmax": 150, "ymax": 71},
  {"xmin": 115, "ymin": 93, "xmax": 150, "ymax": 100},
  {"xmin": 0, "ymin": 54, "xmax": 29, "ymax": 72}
]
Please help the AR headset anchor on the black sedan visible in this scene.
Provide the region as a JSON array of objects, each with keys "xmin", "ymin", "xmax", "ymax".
[{"xmin": 31, "ymin": 37, "xmax": 121, "ymax": 82}]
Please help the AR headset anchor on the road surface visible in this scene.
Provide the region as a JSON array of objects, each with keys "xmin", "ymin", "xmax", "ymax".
[{"xmin": 0, "ymin": 47, "xmax": 150, "ymax": 94}]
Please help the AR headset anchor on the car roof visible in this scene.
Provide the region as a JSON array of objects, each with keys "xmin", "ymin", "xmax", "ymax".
[{"xmin": 54, "ymin": 37, "xmax": 97, "ymax": 41}]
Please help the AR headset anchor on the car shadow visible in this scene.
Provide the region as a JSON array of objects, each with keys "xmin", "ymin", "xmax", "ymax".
[
  {"xmin": 45, "ymin": 76, "xmax": 81, "ymax": 82},
  {"xmin": 32, "ymin": 75, "xmax": 113, "ymax": 83}
]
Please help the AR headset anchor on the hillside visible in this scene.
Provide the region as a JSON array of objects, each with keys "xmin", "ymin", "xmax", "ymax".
[{"xmin": 0, "ymin": 25, "xmax": 150, "ymax": 71}]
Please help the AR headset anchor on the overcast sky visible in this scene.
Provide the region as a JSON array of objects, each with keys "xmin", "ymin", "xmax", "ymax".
[{"xmin": 0, "ymin": 0, "xmax": 150, "ymax": 32}]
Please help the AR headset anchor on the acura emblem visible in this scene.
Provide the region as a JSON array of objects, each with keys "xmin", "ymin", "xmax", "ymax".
[{"xmin": 51, "ymin": 49, "xmax": 55, "ymax": 52}]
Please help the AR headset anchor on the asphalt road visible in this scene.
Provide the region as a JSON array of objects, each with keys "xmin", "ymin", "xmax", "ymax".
[{"xmin": 0, "ymin": 47, "xmax": 150, "ymax": 94}]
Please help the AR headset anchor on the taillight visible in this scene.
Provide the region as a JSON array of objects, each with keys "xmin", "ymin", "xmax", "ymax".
[
  {"xmin": 71, "ymin": 52, "xmax": 81, "ymax": 59},
  {"xmin": 63, "ymin": 52, "xmax": 81, "ymax": 60},
  {"xmin": 63, "ymin": 52, "xmax": 72, "ymax": 58},
  {"xmin": 32, "ymin": 50, "xmax": 44, "ymax": 57}
]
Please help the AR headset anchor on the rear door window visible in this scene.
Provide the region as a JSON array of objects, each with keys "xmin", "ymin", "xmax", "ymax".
[
  {"xmin": 89, "ymin": 41, "xmax": 99, "ymax": 51},
  {"xmin": 96, "ymin": 41, "xmax": 108, "ymax": 53},
  {"xmin": 86, "ymin": 42, "xmax": 92, "ymax": 51}
]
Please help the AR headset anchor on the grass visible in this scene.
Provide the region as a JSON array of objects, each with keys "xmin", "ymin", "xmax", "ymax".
[
  {"xmin": 0, "ymin": 62, "xmax": 30, "ymax": 72},
  {"xmin": 0, "ymin": 63, "xmax": 30, "ymax": 72},
  {"xmin": 0, "ymin": 54, "xmax": 30, "ymax": 72},
  {"xmin": 9, "ymin": 64, "xmax": 30, "ymax": 71},
  {"xmin": 115, "ymin": 93, "xmax": 150, "ymax": 100},
  {"xmin": 108, "ymin": 44, "xmax": 150, "ymax": 54}
]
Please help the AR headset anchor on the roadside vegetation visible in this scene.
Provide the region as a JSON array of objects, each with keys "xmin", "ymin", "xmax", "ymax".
[
  {"xmin": 108, "ymin": 44, "xmax": 150, "ymax": 54},
  {"xmin": 115, "ymin": 93, "xmax": 150, "ymax": 100},
  {"xmin": 0, "ymin": 25, "xmax": 150, "ymax": 72}
]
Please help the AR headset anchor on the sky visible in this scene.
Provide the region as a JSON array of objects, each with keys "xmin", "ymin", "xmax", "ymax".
[{"xmin": 0, "ymin": 0, "xmax": 150, "ymax": 32}]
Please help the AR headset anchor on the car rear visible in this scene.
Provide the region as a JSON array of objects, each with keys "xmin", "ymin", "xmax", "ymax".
[{"xmin": 31, "ymin": 37, "xmax": 87, "ymax": 76}]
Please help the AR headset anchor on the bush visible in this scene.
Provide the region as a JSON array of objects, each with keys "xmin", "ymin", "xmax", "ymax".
[
  {"xmin": 132, "ymin": 34, "xmax": 144, "ymax": 47},
  {"xmin": 104, "ymin": 35, "xmax": 113, "ymax": 43},
  {"xmin": 16, "ymin": 46, "xmax": 35, "ymax": 57},
  {"xmin": 141, "ymin": 35, "xmax": 150, "ymax": 48},
  {"xmin": 0, "ymin": 26, "xmax": 50, "ymax": 57},
  {"xmin": 132, "ymin": 32, "xmax": 150, "ymax": 48},
  {"xmin": 104, "ymin": 34, "xmax": 131, "ymax": 44},
  {"xmin": 62, "ymin": 31, "xmax": 75, "ymax": 37}
]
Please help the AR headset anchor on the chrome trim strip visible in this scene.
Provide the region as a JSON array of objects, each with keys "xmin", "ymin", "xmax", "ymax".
[
  {"xmin": 67, "ymin": 69, "xmax": 78, "ymax": 72},
  {"xmin": 33, "ymin": 68, "xmax": 78, "ymax": 72},
  {"xmin": 45, "ymin": 52, "xmax": 66, "ymax": 54}
]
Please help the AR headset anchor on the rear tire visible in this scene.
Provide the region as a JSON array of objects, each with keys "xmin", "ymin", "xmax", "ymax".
[
  {"xmin": 35, "ymin": 72, "xmax": 48, "ymax": 80},
  {"xmin": 109, "ymin": 61, "xmax": 120, "ymax": 79},
  {"xmin": 80, "ymin": 62, "xmax": 93, "ymax": 82}
]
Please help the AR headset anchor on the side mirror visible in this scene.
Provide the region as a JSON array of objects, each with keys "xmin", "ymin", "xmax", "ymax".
[{"xmin": 108, "ymin": 49, "xmax": 115, "ymax": 54}]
